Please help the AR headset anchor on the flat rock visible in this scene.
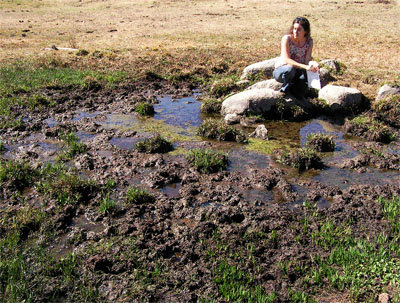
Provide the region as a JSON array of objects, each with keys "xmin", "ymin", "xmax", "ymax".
[
  {"xmin": 376, "ymin": 84, "xmax": 400, "ymax": 101},
  {"xmin": 221, "ymin": 88, "xmax": 283, "ymax": 116},
  {"xmin": 246, "ymin": 79, "xmax": 283, "ymax": 92},
  {"xmin": 318, "ymin": 85, "xmax": 363, "ymax": 112},
  {"xmin": 240, "ymin": 57, "xmax": 279, "ymax": 80}
]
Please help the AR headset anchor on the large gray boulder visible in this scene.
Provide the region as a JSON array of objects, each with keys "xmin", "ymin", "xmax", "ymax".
[
  {"xmin": 240, "ymin": 57, "xmax": 279, "ymax": 80},
  {"xmin": 376, "ymin": 84, "xmax": 400, "ymax": 101},
  {"xmin": 221, "ymin": 88, "xmax": 283, "ymax": 116},
  {"xmin": 318, "ymin": 85, "xmax": 363, "ymax": 112}
]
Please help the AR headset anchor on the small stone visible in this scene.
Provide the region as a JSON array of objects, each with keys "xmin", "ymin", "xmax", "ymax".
[
  {"xmin": 320, "ymin": 59, "xmax": 341, "ymax": 73},
  {"xmin": 378, "ymin": 293, "xmax": 390, "ymax": 303},
  {"xmin": 250, "ymin": 125, "xmax": 269, "ymax": 140},
  {"xmin": 376, "ymin": 84, "xmax": 400, "ymax": 101}
]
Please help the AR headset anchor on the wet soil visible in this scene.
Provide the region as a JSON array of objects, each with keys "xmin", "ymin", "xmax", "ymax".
[{"xmin": 2, "ymin": 79, "xmax": 400, "ymax": 302}]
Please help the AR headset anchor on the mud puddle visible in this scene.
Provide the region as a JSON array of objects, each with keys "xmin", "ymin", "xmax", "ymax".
[
  {"xmin": 100, "ymin": 94, "xmax": 203, "ymax": 138},
  {"xmin": 3, "ymin": 93, "xmax": 400, "ymax": 211},
  {"xmin": 154, "ymin": 95, "xmax": 202, "ymax": 129},
  {"xmin": 161, "ymin": 183, "xmax": 182, "ymax": 198}
]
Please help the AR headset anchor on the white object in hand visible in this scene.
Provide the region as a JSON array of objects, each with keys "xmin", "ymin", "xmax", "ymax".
[{"xmin": 307, "ymin": 71, "xmax": 321, "ymax": 90}]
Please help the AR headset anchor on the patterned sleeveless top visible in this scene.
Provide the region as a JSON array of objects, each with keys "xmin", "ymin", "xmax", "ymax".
[
  {"xmin": 288, "ymin": 35, "xmax": 313, "ymax": 64},
  {"xmin": 275, "ymin": 35, "xmax": 313, "ymax": 68}
]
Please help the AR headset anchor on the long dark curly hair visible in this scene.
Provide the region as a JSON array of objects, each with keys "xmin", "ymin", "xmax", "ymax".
[{"xmin": 288, "ymin": 16, "xmax": 311, "ymax": 38}]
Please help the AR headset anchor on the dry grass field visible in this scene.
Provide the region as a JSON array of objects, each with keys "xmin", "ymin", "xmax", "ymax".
[{"xmin": 1, "ymin": 0, "xmax": 399, "ymax": 96}]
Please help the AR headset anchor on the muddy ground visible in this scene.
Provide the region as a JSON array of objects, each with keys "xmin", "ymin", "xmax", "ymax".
[{"xmin": 1, "ymin": 80, "xmax": 400, "ymax": 302}]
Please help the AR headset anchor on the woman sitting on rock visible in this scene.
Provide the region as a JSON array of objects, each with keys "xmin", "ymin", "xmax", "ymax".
[{"xmin": 273, "ymin": 16, "xmax": 319, "ymax": 99}]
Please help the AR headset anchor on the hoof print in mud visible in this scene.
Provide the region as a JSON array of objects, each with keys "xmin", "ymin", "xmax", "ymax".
[{"xmin": 87, "ymin": 255, "xmax": 113, "ymax": 273}]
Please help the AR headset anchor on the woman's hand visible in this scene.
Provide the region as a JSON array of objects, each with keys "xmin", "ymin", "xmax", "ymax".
[{"xmin": 307, "ymin": 61, "xmax": 319, "ymax": 73}]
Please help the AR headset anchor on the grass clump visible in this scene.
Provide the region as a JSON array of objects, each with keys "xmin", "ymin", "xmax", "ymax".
[
  {"xmin": 135, "ymin": 134, "xmax": 173, "ymax": 153},
  {"xmin": 200, "ymin": 98, "xmax": 223, "ymax": 114},
  {"xmin": 198, "ymin": 119, "xmax": 247, "ymax": 143},
  {"xmin": 210, "ymin": 77, "xmax": 238, "ymax": 98},
  {"xmin": 36, "ymin": 163, "xmax": 97, "ymax": 206},
  {"xmin": 0, "ymin": 139, "xmax": 6, "ymax": 152},
  {"xmin": 0, "ymin": 160, "xmax": 38, "ymax": 191},
  {"xmin": 277, "ymin": 148, "xmax": 323, "ymax": 171},
  {"xmin": 98, "ymin": 196, "xmax": 118, "ymax": 215},
  {"xmin": 214, "ymin": 262, "xmax": 277, "ymax": 303},
  {"xmin": 126, "ymin": 186, "xmax": 154, "ymax": 204},
  {"xmin": 134, "ymin": 102, "xmax": 155, "ymax": 116},
  {"xmin": 308, "ymin": 195, "xmax": 400, "ymax": 302},
  {"xmin": 25, "ymin": 94, "xmax": 55, "ymax": 110},
  {"xmin": 372, "ymin": 94, "xmax": 400, "ymax": 128},
  {"xmin": 0, "ymin": 233, "xmax": 100, "ymax": 303},
  {"xmin": 186, "ymin": 149, "xmax": 228, "ymax": 173},
  {"xmin": 345, "ymin": 115, "xmax": 395, "ymax": 143},
  {"xmin": 57, "ymin": 131, "xmax": 88, "ymax": 161},
  {"xmin": 305, "ymin": 133, "xmax": 336, "ymax": 152}
]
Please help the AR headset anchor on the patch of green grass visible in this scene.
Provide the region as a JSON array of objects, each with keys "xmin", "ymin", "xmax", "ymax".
[
  {"xmin": 57, "ymin": 131, "xmax": 88, "ymax": 161},
  {"xmin": 0, "ymin": 61, "xmax": 126, "ymax": 95},
  {"xmin": 210, "ymin": 76, "xmax": 239, "ymax": 98},
  {"xmin": 308, "ymin": 196, "xmax": 400, "ymax": 301},
  {"xmin": 35, "ymin": 163, "xmax": 97, "ymax": 206},
  {"xmin": 198, "ymin": 119, "xmax": 247, "ymax": 143},
  {"xmin": 246, "ymin": 137, "xmax": 291, "ymax": 155},
  {"xmin": 372, "ymin": 94, "xmax": 400, "ymax": 128},
  {"xmin": 379, "ymin": 196, "xmax": 400, "ymax": 234},
  {"xmin": 126, "ymin": 186, "xmax": 154, "ymax": 204},
  {"xmin": 360, "ymin": 146, "xmax": 384, "ymax": 158},
  {"xmin": 134, "ymin": 102, "xmax": 155, "ymax": 116},
  {"xmin": 277, "ymin": 148, "xmax": 323, "ymax": 171},
  {"xmin": 0, "ymin": 231, "xmax": 101, "ymax": 303},
  {"xmin": 98, "ymin": 196, "xmax": 118, "ymax": 215},
  {"xmin": 200, "ymin": 98, "xmax": 223, "ymax": 114},
  {"xmin": 25, "ymin": 94, "xmax": 55, "ymax": 110},
  {"xmin": 135, "ymin": 134, "xmax": 173, "ymax": 153},
  {"xmin": 0, "ymin": 160, "xmax": 39, "ymax": 191},
  {"xmin": 214, "ymin": 262, "xmax": 277, "ymax": 303},
  {"xmin": 305, "ymin": 133, "xmax": 336, "ymax": 152},
  {"xmin": 0, "ymin": 61, "xmax": 128, "ymax": 130},
  {"xmin": 347, "ymin": 115, "xmax": 395, "ymax": 143},
  {"xmin": 186, "ymin": 149, "xmax": 228, "ymax": 173},
  {"xmin": 289, "ymin": 290, "xmax": 316, "ymax": 303}
]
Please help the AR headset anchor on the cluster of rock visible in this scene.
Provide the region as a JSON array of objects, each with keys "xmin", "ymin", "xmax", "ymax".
[
  {"xmin": 222, "ymin": 57, "xmax": 362, "ymax": 124},
  {"xmin": 220, "ymin": 57, "xmax": 400, "ymax": 140}
]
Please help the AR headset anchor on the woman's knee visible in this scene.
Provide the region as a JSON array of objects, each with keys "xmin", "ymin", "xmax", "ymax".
[{"xmin": 274, "ymin": 65, "xmax": 296, "ymax": 83}]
